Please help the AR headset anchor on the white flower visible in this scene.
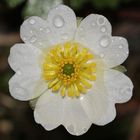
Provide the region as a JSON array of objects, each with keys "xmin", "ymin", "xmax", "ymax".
[{"xmin": 8, "ymin": 4, "xmax": 133, "ymax": 136}]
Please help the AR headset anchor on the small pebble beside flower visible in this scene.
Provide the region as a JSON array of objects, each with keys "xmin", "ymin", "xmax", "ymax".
[{"xmin": 8, "ymin": 4, "xmax": 133, "ymax": 136}]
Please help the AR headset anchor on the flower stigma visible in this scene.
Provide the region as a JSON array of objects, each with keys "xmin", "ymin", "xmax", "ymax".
[{"xmin": 42, "ymin": 42, "xmax": 96, "ymax": 98}]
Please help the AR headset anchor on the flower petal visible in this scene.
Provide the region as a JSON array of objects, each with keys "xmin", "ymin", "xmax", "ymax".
[
  {"xmin": 75, "ymin": 14, "xmax": 128, "ymax": 67},
  {"xmin": 80, "ymin": 82, "xmax": 116, "ymax": 126},
  {"xmin": 8, "ymin": 44, "xmax": 42, "ymax": 72},
  {"xmin": 34, "ymin": 92, "xmax": 63, "ymax": 130},
  {"xmin": 46, "ymin": 4, "xmax": 77, "ymax": 44},
  {"xmin": 62, "ymin": 97, "xmax": 91, "ymax": 136},
  {"xmin": 99, "ymin": 37, "xmax": 129, "ymax": 68},
  {"xmin": 20, "ymin": 16, "xmax": 51, "ymax": 48},
  {"xmin": 75, "ymin": 14, "xmax": 111, "ymax": 53},
  {"xmin": 34, "ymin": 92, "xmax": 91, "ymax": 136},
  {"xmin": 104, "ymin": 69, "xmax": 133, "ymax": 103},
  {"xmin": 20, "ymin": 5, "xmax": 77, "ymax": 48},
  {"xmin": 9, "ymin": 68, "xmax": 47, "ymax": 101}
]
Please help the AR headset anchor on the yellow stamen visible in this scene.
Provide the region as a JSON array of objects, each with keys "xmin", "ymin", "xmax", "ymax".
[{"xmin": 42, "ymin": 41, "xmax": 97, "ymax": 98}]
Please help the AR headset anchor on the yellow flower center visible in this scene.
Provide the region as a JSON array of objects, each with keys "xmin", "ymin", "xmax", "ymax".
[{"xmin": 42, "ymin": 42, "xmax": 96, "ymax": 97}]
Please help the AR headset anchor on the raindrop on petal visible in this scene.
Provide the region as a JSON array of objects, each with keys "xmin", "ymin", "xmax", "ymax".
[
  {"xmin": 17, "ymin": 70, "xmax": 21, "ymax": 75},
  {"xmin": 91, "ymin": 22, "xmax": 95, "ymax": 26},
  {"xmin": 100, "ymin": 35, "xmax": 110, "ymax": 48},
  {"xmin": 100, "ymin": 26, "xmax": 106, "ymax": 33},
  {"xmin": 120, "ymin": 86, "xmax": 131, "ymax": 95},
  {"xmin": 116, "ymin": 54, "xmax": 120, "ymax": 57},
  {"xmin": 119, "ymin": 45, "xmax": 123, "ymax": 49},
  {"xmin": 67, "ymin": 125, "xmax": 74, "ymax": 133},
  {"xmin": 97, "ymin": 16, "xmax": 105, "ymax": 25},
  {"xmin": 39, "ymin": 28, "xmax": 43, "ymax": 31},
  {"xmin": 100, "ymin": 53, "xmax": 105, "ymax": 58},
  {"xmin": 30, "ymin": 36, "xmax": 37, "ymax": 43},
  {"xmin": 62, "ymin": 33, "xmax": 68, "ymax": 40},
  {"xmin": 29, "ymin": 19, "xmax": 35, "ymax": 25},
  {"xmin": 53, "ymin": 15, "xmax": 64, "ymax": 28},
  {"xmin": 46, "ymin": 27, "xmax": 50, "ymax": 33}
]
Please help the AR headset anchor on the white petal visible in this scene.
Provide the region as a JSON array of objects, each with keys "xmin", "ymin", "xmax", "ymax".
[
  {"xmin": 80, "ymin": 82, "xmax": 116, "ymax": 126},
  {"xmin": 34, "ymin": 92, "xmax": 91, "ymax": 136},
  {"xmin": 8, "ymin": 44, "xmax": 42, "ymax": 72},
  {"xmin": 20, "ymin": 16, "xmax": 52, "ymax": 48},
  {"xmin": 104, "ymin": 69, "xmax": 133, "ymax": 103},
  {"xmin": 9, "ymin": 68, "xmax": 47, "ymax": 101},
  {"xmin": 20, "ymin": 5, "xmax": 77, "ymax": 48},
  {"xmin": 34, "ymin": 92, "xmax": 63, "ymax": 130},
  {"xmin": 62, "ymin": 97, "xmax": 91, "ymax": 136},
  {"xmin": 75, "ymin": 14, "xmax": 111, "ymax": 53},
  {"xmin": 46, "ymin": 4, "xmax": 77, "ymax": 44},
  {"xmin": 75, "ymin": 14, "xmax": 128, "ymax": 67},
  {"xmin": 99, "ymin": 37, "xmax": 129, "ymax": 68}
]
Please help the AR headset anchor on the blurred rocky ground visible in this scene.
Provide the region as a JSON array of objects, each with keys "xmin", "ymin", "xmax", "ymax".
[{"xmin": 0, "ymin": 0, "xmax": 140, "ymax": 140}]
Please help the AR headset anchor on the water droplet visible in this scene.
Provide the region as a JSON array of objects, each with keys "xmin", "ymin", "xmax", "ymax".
[
  {"xmin": 30, "ymin": 36, "xmax": 37, "ymax": 43},
  {"xmin": 29, "ymin": 19, "xmax": 35, "ymax": 25},
  {"xmin": 97, "ymin": 16, "xmax": 105, "ymax": 25},
  {"xmin": 39, "ymin": 28, "xmax": 43, "ymax": 31},
  {"xmin": 30, "ymin": 30, "xmax": 33, "ymax": 34},
  {"xmin": 119, "ymin": 45, "xmax": 123, "ymax": 49},
  {"xmin": 119, "ymin": 37, "xmax": 122, "ymax": 40},
  {"xmin": 46, "ymin": 27, "xmax": 50, "ymax": 33},
  {"xmin": 39, "ymin": 42, "xmax": 42, "ymax": 45},
  {"xmin": 17, "ymin": 70, "xmax": 21, "ymax": 75},
  {"xmin": 116, "ymin": 54, "xmax": 120, "ymax": 57},
  {"xmin": 100, "ymin": 35, "xmax": 110, "ymax": 48},
  {"xmin": 79, "ymin": 27, "xmax": 84, "ymax": 31},
  {"xmin": 91, "ymin": 22, "xmax": 95, "ymax": 26},
  {"xmin": 100, "ymin": 53, "xmax": 105, "ymax": 58},
  {"xmin": 126, "ymin": 51, "xmax": 129, "ymax": 54},
  {"xmin": 53, "ymin": 15, "xmax": 64, "ymax": 28},
  {"xmin": 62, "ymin": 33, "xmax": 68, "ymax": 40},
  {"xmin": 83, "ymin": 128, "xmax": 87, "ymax": 132},
  {"xmin": 67, "ymin": 125, "xmax": 74, "ymax": 133},
  {"xmin": 120, "ymin": 86, "xmax": 131, "ymax": 95},
  {"xmin": 100, "ymin": 26, "xmax": 106, "ymax": 33},
  {"xmin": 14, "ymin": 87, "xmax": 25, "ymax": 97},
  {"xmin": 23, "ymin": 37, "xmax": 27, "ymax": 41},
  {"xmin": 80, "ymin": 96, "xmax": 84, "ymax": 100}
]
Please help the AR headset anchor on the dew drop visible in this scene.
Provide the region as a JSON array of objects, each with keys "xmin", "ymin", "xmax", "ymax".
[
  {"xmin": 17, "ymin": 70, "xmax": 21, "ymax": 75},
  {"xmin": 83, "ymin": 127, "xmax": 87, "ymax": 132},
  {"xmin": 53, "ymin": 15, "xmax": 64, "ymax": 28},
  {"xmin": 79, "ymin": 27, "xmax": 84, "ymax": 31},
  {"xmin": 29, "ymin": 19, "xmax": 35, "ymax": 25},
  {"xmin": 14, "ymin": 87, "xmax": 25, "ymax": 97},
  {"xmin": 46, "ymin": 27, "xmax": 50, "ymax": 33},
  {"xmin": 100, "ymin": 53, "xmax": 105, "ymax": 58},
  {"xmin": 119, "ymin": 45, "xmax": 123, "ymax": 49},
  {"xmin": 30, "ymin": 36, "xmax": 37, "ymax": 43},
  {"xmin": 30, "ymin": 30, "xmax": 33, "ymax": 34},
  {"xmin": 100, "ymin": 26, "xmax": 106, "ymax": 33},
  {"xmin": 23, "ymin": 37, "xmax": 27, "ymax": 41},
  {"xmin": 62, "ymin": 33, "xmax": 68, "ymax": 40},
  {"xmin": 116, "ymin": 54, "xmax": 120, "ymax": 57},
  {"xmin": 100, "ymin": 35, "xmax": 110, "ymax": 48},
  {"xmin": 91, "ymin": 22, "xmax": 95, "ymax": 26},
  {"xmin": 67, "ymin": 125, "xmax": 74, "ymax": 133},
  {"xmin": 97, "ymin": 16, "xmax": 105, "ymax": 25},
  {"xmin": 39, "ymin": 28, "xmax": 43, "ymax": 31},
  {"xmin": 120, "ymin": 86, "xmax": 131, "ymax": 95}
]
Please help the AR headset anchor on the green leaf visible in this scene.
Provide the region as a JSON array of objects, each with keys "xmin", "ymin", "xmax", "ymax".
[
  {"xmin": 6, "ymin": 0, "xmax": 25, "ymax": 8},
  {"xmin": 69, "ymin": 0, "xmax": 86, "ymax": 10}
]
